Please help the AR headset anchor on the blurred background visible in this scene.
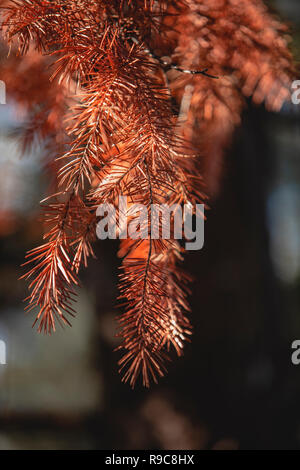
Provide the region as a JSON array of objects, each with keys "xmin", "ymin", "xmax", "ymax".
[{"xmin": 0, "ymin": 0, "xmax": 299, "ymax": 450}]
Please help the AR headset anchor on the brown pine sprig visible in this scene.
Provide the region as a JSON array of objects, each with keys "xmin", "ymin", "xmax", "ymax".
[
  {"xmin": 20, "ymin": 198, "xmax": 79, "ymax": 333},
  {"xmin": 118, "ymin": 237, "xmax": 193, "ymax": 387},
  {"xmin": 163, "ymin": 0, "xmax": 296, "ymax": 195}
]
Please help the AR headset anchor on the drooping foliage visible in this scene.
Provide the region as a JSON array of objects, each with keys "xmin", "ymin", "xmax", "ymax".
[{"xmin": 0, "ymin": 0, "xmax": 295, "ymax": 386}]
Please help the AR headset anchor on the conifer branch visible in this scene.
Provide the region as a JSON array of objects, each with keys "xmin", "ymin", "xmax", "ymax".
[{"xmin": 0, "ymin": 0, "xmax": 295, "ymax": 385}]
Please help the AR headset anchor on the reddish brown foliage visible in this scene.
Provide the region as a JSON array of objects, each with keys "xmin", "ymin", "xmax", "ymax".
[{"xmin": 0, "ymin": 0, "xmax": 295, "ymax": 386}]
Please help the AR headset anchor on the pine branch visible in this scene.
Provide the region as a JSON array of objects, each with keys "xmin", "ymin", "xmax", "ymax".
[
  {"xmin": 0, "ymin": 0, "xmax": 296, "ymax": 385},
  {"xmin": 164, "ymin": 0, "xmax": 296, "ymax": 195}
]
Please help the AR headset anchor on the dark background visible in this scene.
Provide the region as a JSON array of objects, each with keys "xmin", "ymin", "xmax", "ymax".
[{"xmin": 0, "ymin": 0, "xmax": 299, "ymax": 450}]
